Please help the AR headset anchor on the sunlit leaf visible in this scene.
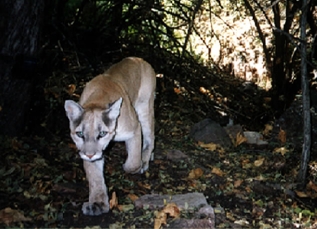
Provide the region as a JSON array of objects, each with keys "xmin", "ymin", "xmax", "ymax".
[
  {"xmin": 198, "ymin": 142, "xmax": 217, "ymax": 151},
  {"xmin": 273, "ymin": 147, "xmax": 289, "ymax": 156},
  {"xmin": 154, "ymin": 211, "xmax": 167, "ymax": 229},
  {"xmin": 162, "ymin": 203, "xmax": 180, "ymax": 218},
  {"xmin": 254, "ymin": 158, "xmax": 265, "ymax": 167}
]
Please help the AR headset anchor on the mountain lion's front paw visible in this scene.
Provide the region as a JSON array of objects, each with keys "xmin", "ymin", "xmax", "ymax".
[{"xmin": 82, "ymin": 201, "xmax": 110, "ymax": 216}]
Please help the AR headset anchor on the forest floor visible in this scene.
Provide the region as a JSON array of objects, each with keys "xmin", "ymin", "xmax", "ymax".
[{"xmin": 1, "ymin": 59, "xmax": 317, "ymax": 228}]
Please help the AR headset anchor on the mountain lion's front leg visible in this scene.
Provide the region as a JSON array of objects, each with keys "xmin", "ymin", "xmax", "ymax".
[{"xmin": 82, "ymin": 158, "xmax": 109, "ymax": 215}]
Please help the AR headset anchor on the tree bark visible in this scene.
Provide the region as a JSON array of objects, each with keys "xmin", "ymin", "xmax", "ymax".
[
  {"xmin": 0, "ymin": 0, "xmax": 44, "ymax": 136},
  {"xmin": 297, "ymin": 0, "xmax": 311, "ymax": 186},
  {"xmin": 270, "ymin": 1, "xmax": 299, "ymax": 111}
]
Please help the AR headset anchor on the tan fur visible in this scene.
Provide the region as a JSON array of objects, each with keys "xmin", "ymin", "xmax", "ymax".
[{"xmin": 64, "ymin": 57, "xmax": 156, "ymax": 215}]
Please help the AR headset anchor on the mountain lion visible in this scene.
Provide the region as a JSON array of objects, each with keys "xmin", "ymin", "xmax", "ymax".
[{"xmin": 64, "ymin": 57, "xmax": 156, "ymax": 215}]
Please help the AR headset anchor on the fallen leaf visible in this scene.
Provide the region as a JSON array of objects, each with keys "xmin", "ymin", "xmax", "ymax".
[
  {"xmin": 262, "ymin": 123, "xmax": 273, "ymax": 136},
  {"xmin": 307, "ymin": 181, "xmax": 317, "ymax": 193},
  {"xmin": 154, "ymin": 211, "xmax": 167, "ymax": 229},
  {"xmin": 254, "ymin": 158, "xmax": 265, "ymax": 167},
  {"xmin": 273, "ymin": 147, "xmax": 289, "ymax": 156},
  {"xmin": 211, "ymin": 167, "xmax": 225, "ymax": 176},
  {"xmin": 278, "ymin": 129, "xmax": 286, "ymax": 144},
  {"xmin": 162, "ymin": 203, "xmax": 180, "ymax": 218},
  {"xmin": 198, "ymin": 142, "xmax": 217, "ymax": 151},
  {"xmin": 295, "ymin": 190, "xmax": 309, "ymax": 198},
  {"xmin": 0, "ymin": 207, "xmax": 31, "ymax": 226},
  {"xmin": 137, "ymin": 182, "xmax": 151, "ymax": 190},
  {"xmin": 174, "ymin": 88, "xmax": 181, "ymax": 94},
  {"xmin": 235, "ymin": 132, "xmax": 247, "ymax": 146},
  {"xmin": 154, "ymin": 203, "xmax": 180, "ymax": 229},
  {"xmin": 67, "ymin": 84, "xmax": 76, "ymax": 95},
  {"xmin": 234, "ymin": 179, "xmax": 243, "ymax": 188},
  {"xmin": 117, "ymin": 204, "xmax": 134, "ymax": 212},
  {"xmin": 154, "ymin": 218, "xmax": 163, "ymax": 229},
  {"xmin": 109, "ymin": 192, "xmax": 118, "ymax": 209},
  {"xmin": 188, "ymin": 168, "xmax": 204, "ymax": 179},
  {"xmin": 128, "ymin": 193, "xmax": 139, "ymax": 202}
]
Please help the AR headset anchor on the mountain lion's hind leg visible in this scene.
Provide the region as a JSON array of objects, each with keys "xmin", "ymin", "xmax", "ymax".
[
  {"xmin": 135, "ymin": 99, "xmax": 155, "ymax": 172},
  {"xmin": 123, "ymin": 123, "xmax": 143, "ymax": 174},
  {"xmin": 82, "ymin": 159, "xmax": 109, "ymax": 215}
]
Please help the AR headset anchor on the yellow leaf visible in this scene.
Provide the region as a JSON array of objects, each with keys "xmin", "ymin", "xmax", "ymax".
[
  {"xmin": 235, "ymin": 132, "xmax": 247, "ymax": 146},
  {"xmin": 262, "ymin": 123, "xmax": 273, "ymax": 136},
  {"xmin": 211, "ymin": 167, "xmax": 225, "ymax": 176},
  {"xmin": 109, "ymin": 192, "xmax": 118, "ymax": 209},
  {"xmin": 254, "ymin": 158, "xmax": 265, "ymax": 167},
  {"xmin": 198, "ymin": 142, "xmax": 217, "ymax": 151},
  {"xmin": 154, "ymin": 211, "xmax": 167, "ymax": 229},
  {"xmin": 273, "ymin": 147, "xmax": 289, "ymax": 156},
  {"xmin": 128, "ymin": 193, "xmax": 139, "ymax": 202},
  {"xmin": 162, "ymin": 203, "xmax": 180, "ymax": 218},
  {"xmin": 188, "ymin": 168, "xmax": 204, "ymax": 179}
]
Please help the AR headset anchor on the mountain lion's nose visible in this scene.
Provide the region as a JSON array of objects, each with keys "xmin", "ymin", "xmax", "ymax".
[{"xmin": 86, "ymin": 153, "xmax": 96, "ymax": 159}]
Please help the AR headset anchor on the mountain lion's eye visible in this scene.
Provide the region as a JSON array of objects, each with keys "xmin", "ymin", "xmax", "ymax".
[
  {"xmin": 98, "ymin": 131, "xmax": 108, "ymax": 138},
  {"xmin": 76, "ymin": 131, "xmax": 84, "ymax": 138}
]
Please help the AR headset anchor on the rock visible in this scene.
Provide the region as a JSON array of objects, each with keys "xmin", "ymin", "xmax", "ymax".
[
  {"xmin": 134, "ymin": 192, "xmax": 208, "ymax": 210},
  {"xmin": 189, "ymin": 119, "xmax": 232, "ymax": 148},
  {"xmin": 223, "ymin": 124, "xmax": 243, "ymax": 141},
  {"xmin": 166, "ymin": 149, "xmax": 188, "ymax": 161},
  {"xmin": 243, "ymin": 131, "xmax": 268, "ymax": 145},
  {"xmin": 135, "ymin": 193, "xmax": 215, "ymax": 229},
  {"xmin": 273, "ymin": 96, "xmax": 317, "ymax": 148},
  {"xmin": 167, "ymin": 218, "xmax": 214, "ymax": 228}
]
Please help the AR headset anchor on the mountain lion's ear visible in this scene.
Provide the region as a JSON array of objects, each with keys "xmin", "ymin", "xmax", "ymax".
[
  {"xmin": 105, "ymin": 98, "xmax": 123, "ymax": 120},
  {"xmin": 64, "ymin": 100, "xmax": 84, "ymax": 122}
]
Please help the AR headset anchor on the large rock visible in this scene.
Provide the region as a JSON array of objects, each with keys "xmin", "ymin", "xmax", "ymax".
[
  {"xmin": 134, "ymin": 192, "xmax": 208, "ymax": 210},
  {"xmin": 190, "ymin": 118, "xmax": 232, "ymax": 148},
  {"xmin": 134, "ymin": 193, "xmax": 215, "ymax": 228}
]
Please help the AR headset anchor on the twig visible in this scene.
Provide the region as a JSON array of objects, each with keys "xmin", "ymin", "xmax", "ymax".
[{"xmin": 264, "ymin": 0, "xmax": 282, "ymax": 11}]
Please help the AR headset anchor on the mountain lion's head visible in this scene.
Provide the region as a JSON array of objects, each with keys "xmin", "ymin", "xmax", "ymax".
[{"xmin": 64, "ymin": 98, "xmax": 123, "ymax": 161}]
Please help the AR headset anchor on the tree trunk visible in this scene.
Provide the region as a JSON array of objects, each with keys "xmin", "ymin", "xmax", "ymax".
[
  {"xmin": 297, "ymin": 0, "xmax": 311, "ymax": 187},
  {"xmin": 270, "ymin": 1, "xmax": 299, "ymax": 112},
  {"xmin": 0, "ymin": 0, "xmax": 44, "ymax": 136}
]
